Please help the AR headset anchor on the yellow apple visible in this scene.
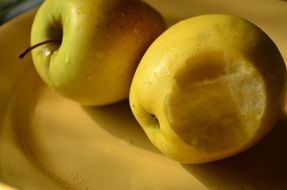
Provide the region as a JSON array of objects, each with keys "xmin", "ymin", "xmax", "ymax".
[
  {"xmin": 30, "ymin": 0, "xmax": 166, "ymax": 106},
  {"xmin": 129, "ymin": 14, "xmax": 286, "ymax": 164}
]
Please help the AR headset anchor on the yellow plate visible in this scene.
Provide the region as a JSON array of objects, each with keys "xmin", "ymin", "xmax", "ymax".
[{"xmin": 0, "ymin": 0, "xmax": 287, "ymax": 189}]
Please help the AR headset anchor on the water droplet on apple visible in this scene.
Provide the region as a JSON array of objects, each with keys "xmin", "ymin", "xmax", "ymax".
[
  {"xmin": 120, "ymin": 12, "xmax": 126, "ymax": 17},
  {"xmin": 65, "ymin": 56, "xmax": 70, "ymax": 64},
  {"xmin": 43, "ymin": 48, "xmax": 51, "ymax": 56},
  {"xmin": 133, "ymin": 28, "xmax": 139, "ymax": 34},
  {"xmin": 65, "ymin": 16, "xmax": 69, "ymax": 23},
  {"xmin": 76, "ymin": 8, "xmax": 84, "ymax": 15},
  {"xmin": 86, "ymin": 74, "xmax": 92, "ymax": 79},
  {"xmin": 96, "ymin": 52, "xmax": 104, "ymax": 59},
  {"xmin": 144, "ymin": 81, "xmax": 152, "ymax": 88},
  {"xmin": 85, "ymin": 69, "xmax": 94, "ymax": 79}
]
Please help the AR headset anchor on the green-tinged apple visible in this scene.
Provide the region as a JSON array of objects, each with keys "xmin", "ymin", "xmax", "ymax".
[
  {"xmin": 129, "ymin": 14, "xmax": 286, "ymax": 164},
  {"xmin": 28, "ymin": 0, "xmax": 166, "ymax": 106}
]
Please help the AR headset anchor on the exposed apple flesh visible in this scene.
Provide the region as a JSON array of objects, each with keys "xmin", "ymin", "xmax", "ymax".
[{"xmin": 129, "ymin": 14, "xmax": 286, "ymax": 164}]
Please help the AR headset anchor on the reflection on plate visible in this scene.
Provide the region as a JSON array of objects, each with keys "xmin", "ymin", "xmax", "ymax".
[{"xmin": 0, "ymin": 0, "xmax": 287, "ymax": 189}]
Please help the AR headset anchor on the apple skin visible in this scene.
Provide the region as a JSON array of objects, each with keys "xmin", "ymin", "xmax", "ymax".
[
  {"xmin": 129, "ymin": 14, "xmax": 286, "ymax": 164},
  {"xmin": 31, "ymin": 0, "xmax": 166, "ymax": 106}
]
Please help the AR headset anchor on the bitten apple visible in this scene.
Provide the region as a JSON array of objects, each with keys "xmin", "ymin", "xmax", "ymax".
[
  {"xmin": 30, "ymin": 0, "xmax": 166, "ymax": 105},
  {"xmin": 129, "ymin": 14, "xmax": 286, "ymax": 164}
]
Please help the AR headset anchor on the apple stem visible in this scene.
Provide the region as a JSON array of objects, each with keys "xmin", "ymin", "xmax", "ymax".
[{"xmin": 18, "ymin": 39, "xmax": 61, "ymax": 59}]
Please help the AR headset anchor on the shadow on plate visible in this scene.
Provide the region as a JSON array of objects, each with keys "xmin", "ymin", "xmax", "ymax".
[
  {"xmin": 183, "ymin": 114, "xmax": 287, "ymax": 190},
  {"xmin": 83, "ymin": 100, "xmax": 160, "ymax": 154}
]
